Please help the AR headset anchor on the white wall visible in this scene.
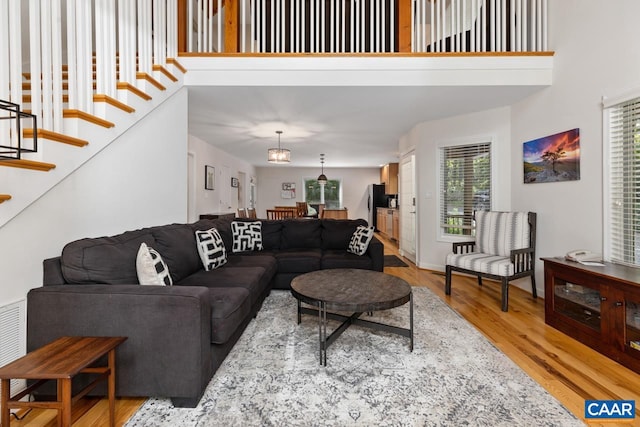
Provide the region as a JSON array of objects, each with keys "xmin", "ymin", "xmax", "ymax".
[
  {"xmin": 0, "ymin": 89, "xmax": 189, "ymax": 307},
  {"xmin": 255, "ymin": 167, "xmax": 380, "ymax": 221},
  {"xmin": 401, "ymin": 107, "xmax": 512, "ymax": 272},
  {"xmin": 188, "ymin": 134, "xmax": 257, "ymax": 217},
  {"xmin": 510, "ymin": 1, "xmax": 640, "ymax": 284}
]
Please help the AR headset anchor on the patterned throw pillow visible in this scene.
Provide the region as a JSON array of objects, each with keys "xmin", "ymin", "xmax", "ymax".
[
  {"xmin": 231, "ymin": 221, "xmax": 263, "ymax": 253},
  {"xmin": 136, "ymin": 242, "xmax": 173, "ymax": 286},
  {"xmin": 195, "ymin": 228, "xmax": 227, "ymax": 271},
  {"xmin": 348, "ymin": 225, "xmax": 375, "ymax": 256}
]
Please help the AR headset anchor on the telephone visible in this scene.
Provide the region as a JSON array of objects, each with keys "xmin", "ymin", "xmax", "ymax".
[{"xmin": 565, "ymin": 250, "xmax": 602, "ymax": 263}]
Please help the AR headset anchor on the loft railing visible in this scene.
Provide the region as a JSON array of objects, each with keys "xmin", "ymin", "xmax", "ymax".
[
  {"xmin": 180, "ymin": 0, "xmax": 548, "ymax": 54},
  {"xmin": 0, "ymin": 0, "xmax": 179, "ymax": 147}
]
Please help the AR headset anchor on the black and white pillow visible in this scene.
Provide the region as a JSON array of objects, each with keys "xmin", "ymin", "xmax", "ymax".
[
  {"xmin": 231, "ymin": 221, "xmax": 263, "ymax": 253},
  {"xmin": 136, "ymin": 242, "xmax": 173, "ymax": 286},
  {"xmin": 195, "ymin": 228, "xmax": 227, "ymax": 271},
  {"xmin": 348, "ymin": 225, "xmax": 375, "ymax": 256}
]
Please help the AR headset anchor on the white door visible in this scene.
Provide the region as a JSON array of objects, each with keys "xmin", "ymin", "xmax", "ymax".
[
  {"xmin": 187, "ymin": 152, "xmax": 197, "ymax": 222},
  {"xmin": 220, "ymin": 165, "xmax": 232, "ymax": 212},
  {"xmin": 400, "ymin": 153, "xmax": 416, "ymax": 263}
]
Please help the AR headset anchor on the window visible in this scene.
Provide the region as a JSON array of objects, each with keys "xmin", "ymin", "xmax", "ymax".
[
  {"xmin": 604, "ymin": 94, "xmax": 640, "ymax": 267},
  {"xmin": 304, "ymin": 178, "xmax": 342, "ymax": 209},
  {"xmin": 439, "ymin": 142, "xmax": 491, "ymax": 236}
]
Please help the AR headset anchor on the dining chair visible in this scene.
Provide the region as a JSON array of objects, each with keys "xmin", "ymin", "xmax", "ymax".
[
  {"xmin": 295, "ymin": 202, "xmax": 308, "ymax": 218},
  {"xmin": 247, "ymin": 208, "xmax": 257, "ymax": 219},
  {"xmin": 266, "ymin": 209, "xmax": 295, "ymax": 220},
  {"xmin": 237, "ymin": 208, "xmax": 247, "ymax": 218}
]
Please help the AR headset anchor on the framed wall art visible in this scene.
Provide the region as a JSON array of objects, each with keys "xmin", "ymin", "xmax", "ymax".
[
  {"xmin": 231, "ymin": 177, "xmax": 239, "ymax": 187},
  {"xmin": 523, "ymin": 128, "xmax": 580, "ymax": 184},
  {"xmin": 205, "ymin": 165, "xmax": 215, "ymax": 190}
]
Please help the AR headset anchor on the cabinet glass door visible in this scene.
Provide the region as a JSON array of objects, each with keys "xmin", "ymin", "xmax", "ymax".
[
  {"xmin": 554, "ymin": 279, "xmax": 602, "ymax": 331},
  {"xmin": 625, "ymin": 299, "xmax": 640, "ymax": 353}
]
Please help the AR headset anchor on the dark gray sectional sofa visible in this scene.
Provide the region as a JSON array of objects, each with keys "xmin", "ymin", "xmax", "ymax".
[{"xmin": 27, "ymin": 217, "xmax": 382, "ymax": 407}]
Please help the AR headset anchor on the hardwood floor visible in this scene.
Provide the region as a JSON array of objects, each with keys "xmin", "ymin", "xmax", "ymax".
[{"xmin": 9, "ymin": 234, "xmax": 640, "ymax": 426}]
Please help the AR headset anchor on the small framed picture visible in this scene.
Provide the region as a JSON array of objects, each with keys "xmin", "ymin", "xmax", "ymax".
[
  {"xmin": 231, "ymin": 177, "xmax": 239, "ymax": 187},
  {"xmin": 205, "ymin": 165, "xmax": 215, "ymax": 190}
]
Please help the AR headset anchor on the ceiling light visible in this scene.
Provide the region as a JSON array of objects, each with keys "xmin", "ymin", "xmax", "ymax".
[
  {"xmin": 317, "ymin": 154, "xmax": 328, "ymax": 184},
  {"xmin": 267, "ymin": 130, "xmax": 290, "ymax": 164}
]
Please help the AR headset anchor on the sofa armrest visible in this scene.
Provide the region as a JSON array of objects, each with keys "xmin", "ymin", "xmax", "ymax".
[
  {"xmin": 452, "ymin": 241, "xmax": 476, "ymax": 254},
  {"xmin": 43, "ymin": 257, "xmax": 65, "ymax": 285},
  {"xmin": 27, "ymin": 284, "xmax": 212, "ymax": 402},
  {"xmin": 367, "ymin": 236, "xmax": 384, "ymax": 271}
]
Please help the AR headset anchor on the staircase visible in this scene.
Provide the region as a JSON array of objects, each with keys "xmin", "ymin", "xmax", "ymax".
[{"xmin": 0, "ymin": 0, "xmax": 183, "ymax": 227}]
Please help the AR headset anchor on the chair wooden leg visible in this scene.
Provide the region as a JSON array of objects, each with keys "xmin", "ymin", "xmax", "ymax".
[
  {"xmin": 477, "ymin": 276, "xmax": 483, "ymax": 287},
  {"xmin": 445, "ymin": 265, "xmax": 452, "ymax": 295},
  {"xmin": 501, "ymin": 277, "xmax": 509, "ymax": 312},
  {"xmin": 530, "ymin": 274, "xmax": 537, "ymax": 299}
]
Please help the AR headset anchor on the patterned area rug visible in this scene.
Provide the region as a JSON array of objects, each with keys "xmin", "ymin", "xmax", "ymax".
[{"xmin": 125, "ymin": 287, "xmax": 583, "ymax": 426}]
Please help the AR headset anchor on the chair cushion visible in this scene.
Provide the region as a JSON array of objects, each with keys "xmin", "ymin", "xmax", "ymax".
[
  {"xmin": 446, "ymin": 252, "xmax": 514, "ymax": 276},
  {"xmin": 176, "ymin": 267, "xmax": 269, "ymax": 306},
  {"xmin": 152, "ymin": 224, "xmax": 202, "ymax": 283},
  {"xmin": 280, "ymin": 220, "xmax": 322, "ymax": 249},
  {"xmin": 475, "ymin": 211, "xmax": 530, "ymax": 257}
]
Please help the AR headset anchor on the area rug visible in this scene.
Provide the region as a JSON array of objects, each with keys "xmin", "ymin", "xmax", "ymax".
[
  {"xmin": 125, "ymin": 287, "xmax": 583, "ymax": 427},
  {"xmin": 384, "ymin": 254, "xmax": 409, "ymax": 267}
]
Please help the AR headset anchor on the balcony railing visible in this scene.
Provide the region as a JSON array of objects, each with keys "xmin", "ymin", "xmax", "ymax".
[{"xmin": 180, "ymin": 0, "xmax": 549, "ymax": 54}]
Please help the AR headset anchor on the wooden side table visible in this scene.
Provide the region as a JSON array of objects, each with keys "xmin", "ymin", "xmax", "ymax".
[{"xmin": 0, "ymin": 336, "xmax": 126, "ymax": 427}]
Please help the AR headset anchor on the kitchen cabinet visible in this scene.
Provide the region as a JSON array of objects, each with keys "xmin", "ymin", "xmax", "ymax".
[
  {"xmin": 380, "ymin": 163, "xmax": 399, "ymax": 195},
  {"xmin": 392, "ymin": 209, "xmax": 399, "ymax": 241},
  {"xmin": 376, "ymin": 208, "xmax": 387, "ymax": 234},
  {"xmin": 542, "ymin": 257, "xmax": 640, "ymax": 375}
]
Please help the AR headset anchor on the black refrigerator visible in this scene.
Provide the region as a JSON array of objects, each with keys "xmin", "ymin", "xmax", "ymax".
[{"xmin": 367, "ymin": 184, "xmax": 388, "ymax": 231}]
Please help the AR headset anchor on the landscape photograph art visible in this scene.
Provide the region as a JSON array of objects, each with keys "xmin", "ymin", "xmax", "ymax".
[{"xmin": 523, "ymin": 128, "xmax": 580, "ymax": 184}]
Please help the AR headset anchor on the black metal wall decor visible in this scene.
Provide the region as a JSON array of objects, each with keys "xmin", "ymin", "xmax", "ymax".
[{"xmin": 0, "ymin": 99, "xmax": 38, "ymax": 160}]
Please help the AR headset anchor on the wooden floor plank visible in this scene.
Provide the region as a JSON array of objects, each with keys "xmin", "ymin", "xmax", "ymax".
[{"xmin": 9, "ymin": 233, "xmax": 640, "ymax": 426}]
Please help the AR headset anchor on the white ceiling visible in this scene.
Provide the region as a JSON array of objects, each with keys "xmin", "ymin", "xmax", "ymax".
[{"xmin": 187, "ymin": 84, "xmax": 545, "ymax": 168}]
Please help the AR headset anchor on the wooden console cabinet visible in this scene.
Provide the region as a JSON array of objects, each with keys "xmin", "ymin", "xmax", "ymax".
[{"xmin": 542, "ymin": 257, "xmax": 640, "ymax": 374}]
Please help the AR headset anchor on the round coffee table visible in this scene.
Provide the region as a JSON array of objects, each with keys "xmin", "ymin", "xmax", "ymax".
[{"xmin": 291, "ymin": 268, "xmax": 413, "ymax": 366}]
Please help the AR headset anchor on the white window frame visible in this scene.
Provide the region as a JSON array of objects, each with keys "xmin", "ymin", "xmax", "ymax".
[
  {"xmin": 603, "ymin": 87, "xmax": 640, "ymax": 267},
  {"xmin": 302, "ymin": 176, "xmax": 343, "ymax": 208},
  {"xmin": 437, "ymin": 137, "xmax": 495, "ymax": 243}
]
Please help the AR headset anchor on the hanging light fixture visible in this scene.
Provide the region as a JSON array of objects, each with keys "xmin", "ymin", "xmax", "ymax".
[
  {"xmin": 317, "ymin": 154, "xmax": 328, "ymax": 184},
  {"xmin": 267, "ymin": 130, "xmax": 290, "ymax": 163}
]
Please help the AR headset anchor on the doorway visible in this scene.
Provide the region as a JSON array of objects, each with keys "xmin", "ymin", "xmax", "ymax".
[{"xmin": 400, "ymin": 153, "xmax": 416, "ymax": 263}]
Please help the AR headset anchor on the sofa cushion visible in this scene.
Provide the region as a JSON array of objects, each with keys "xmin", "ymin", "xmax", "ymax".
[
  {"xmin": 207, "ymin": 287, "xmax": 252, "ymax": 344},
  {"xmin": 261, "ymin": 220, "xmax": 283, "ymax": 250},
  {"xmin": 176, "ymin": 267, "xmax": 269, "ymax": 306},
  {"xmin": 226, "ymin": 254, "xmax": 277, "ymax": 279},
  {"xmin": 136, "ymin": 243, "xmax": 173, "ymax": 286},
  {"xmin": 195, "ymin": 228, "xmax": 228, "ymax": 270},
  {"xmin": 321, "ymin": 219, "xmax": 367, "ymax": 250},
  {"xmin": 231, "ymin": 221, "xmax": 263, "ymax": 252},
  {"xmin": 321, "ymin": 249, "xmax": 374, "ymax": 270},
  {"xmin": 347, "ymin": 225, "xmax": 375, "ymax": 255},
  {"xmin": 275, "ymin": 249, "xmax": 322, "ymax": 273},
  {"xmin": 152, "ymin": 224, "xmax": 201, "ymax": 283},
  {"xmin": 61, "ymin": 228, "xmax": 156, "ymax": 284},
  {"xmin": 280, "ymin": 219, "xmax": 322, "ymax": 249}
]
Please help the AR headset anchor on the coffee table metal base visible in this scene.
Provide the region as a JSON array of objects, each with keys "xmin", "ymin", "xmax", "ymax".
[{"xmin": 297, "ymin": 295, "xmax": 413, "ymax": 366}]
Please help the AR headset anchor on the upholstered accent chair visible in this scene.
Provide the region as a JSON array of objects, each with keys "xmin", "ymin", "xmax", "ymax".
[{"xmin": 445, "ymin": 211, "xmax": 537, "ymax": 312}]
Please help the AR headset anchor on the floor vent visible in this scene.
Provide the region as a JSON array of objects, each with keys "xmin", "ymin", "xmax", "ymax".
[{"xmin": 0, "ymin": 298, "xmax": 27, "ymax": 394}]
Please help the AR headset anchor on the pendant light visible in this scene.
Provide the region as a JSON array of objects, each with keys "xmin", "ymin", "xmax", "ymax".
[
  {"xmin": 267, "ymin": 130, "xmax": 290, "ymax": 164},
  {"xmin": 317, "ymin": 154, "xmax": 328, "ymax": 184}
]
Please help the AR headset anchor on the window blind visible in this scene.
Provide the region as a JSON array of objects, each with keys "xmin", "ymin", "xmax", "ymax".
[
  {"xmin": 606, "ymin": 96, "xmax": 640, "ymax": 267},
  {"xmin": 440, "ymin": 142, "xmax": 491, "ymax": 236}
]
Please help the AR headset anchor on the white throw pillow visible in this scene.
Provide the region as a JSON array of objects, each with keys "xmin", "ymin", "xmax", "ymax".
[
  {"xmin": 348, "ymin": 225, "xmax": 375, "ymax": 256},
  {"xmin": 136, "ymin": 242, "xmax": 173, "ymax": 286},
  {"xmin": 231, "ymin": 221, "xmax": 263, "ymax": 253},
  {"xmin": 195, "ymin": 228, "xmax": 227, "ymax": 271}
]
